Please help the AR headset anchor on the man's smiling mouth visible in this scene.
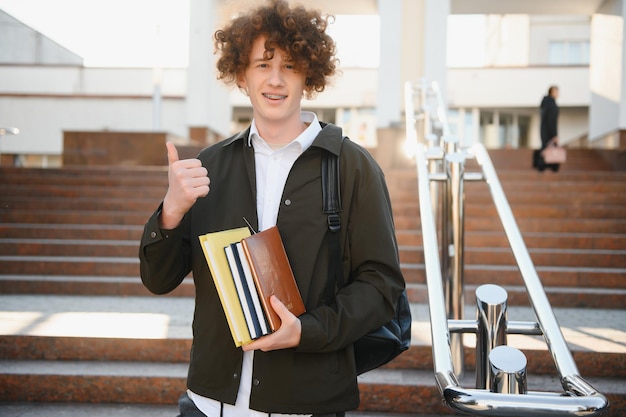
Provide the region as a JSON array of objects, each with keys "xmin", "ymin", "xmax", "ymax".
[{"xmin": 263, "ymin": 93, "xmax": 287, "ymax": 100}]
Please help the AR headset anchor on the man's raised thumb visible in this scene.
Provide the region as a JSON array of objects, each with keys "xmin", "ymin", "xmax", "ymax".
[{"xmin": 166, "ymin": 141, "xmax": 179, "ymax": 166}]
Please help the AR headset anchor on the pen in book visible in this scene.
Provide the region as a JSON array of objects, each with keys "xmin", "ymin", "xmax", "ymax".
[{"xmin": 243, "ymin": 217, "xmax": 257, "ymax": 234}]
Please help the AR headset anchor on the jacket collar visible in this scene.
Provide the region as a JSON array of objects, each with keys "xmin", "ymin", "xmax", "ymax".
[
  {"xmin": 221, "ymin": 122, "xmax": 344, "ymax": 156},
  {"xmin": 222, "ymin": 128, "xmax": 250, "ymax": 147},
  {"xmin": 310, "ymin": 122, "xmax": 343, "ymax": 156}
]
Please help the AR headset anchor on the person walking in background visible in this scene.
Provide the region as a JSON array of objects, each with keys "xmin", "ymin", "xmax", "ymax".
[
  {"xmin": 138, "ymin": 1, "xmax": 406, "ymax": 416},
  {"xmin": 534, "ymin": 85, "xmax": 560, "ymax": 171},
  {"xmin": 540, "ymin": 85, "xmax": 560, "ymax": 150}
]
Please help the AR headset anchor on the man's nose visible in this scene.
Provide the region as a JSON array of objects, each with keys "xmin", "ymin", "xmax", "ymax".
[{"xmin": 268, "ymin": 67, "xmax": 285, "ymax": 86}]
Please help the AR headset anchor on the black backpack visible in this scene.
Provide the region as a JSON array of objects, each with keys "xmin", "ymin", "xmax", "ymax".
[{"xmin": 322, "ymin": 137, "xmax": 412, "ymax": 375}]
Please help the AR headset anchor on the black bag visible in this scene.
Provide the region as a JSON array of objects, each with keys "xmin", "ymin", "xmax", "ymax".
[{"xmin": 322, "ymin": 136, "xmax": 411, "ymax": 375}]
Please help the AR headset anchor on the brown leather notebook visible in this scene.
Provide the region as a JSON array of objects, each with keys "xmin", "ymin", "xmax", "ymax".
[{"xmin": 240, "ymin": 226, "xmax": 306, "ymax": 332}]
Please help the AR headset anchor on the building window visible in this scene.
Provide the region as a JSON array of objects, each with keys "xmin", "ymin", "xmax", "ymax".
[{"xmin": 549, "ymin": 41, "xmax": 590, "ymax": 65}]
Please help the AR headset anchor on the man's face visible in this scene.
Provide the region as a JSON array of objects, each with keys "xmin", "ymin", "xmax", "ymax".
[{"xmin": 237, "ymin": 36, "xmax": 307, "ymax": 128}]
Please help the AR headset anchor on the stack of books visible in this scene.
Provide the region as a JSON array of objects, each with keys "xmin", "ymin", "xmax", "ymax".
[{"xmin": 199, "ymin": 226, "xmax": 306, "ymax": 347}]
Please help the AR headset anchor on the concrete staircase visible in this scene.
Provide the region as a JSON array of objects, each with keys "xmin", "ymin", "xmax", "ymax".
[{"xmin": 1, "ymin": 147, "xmax": 625, "ymax": 416}]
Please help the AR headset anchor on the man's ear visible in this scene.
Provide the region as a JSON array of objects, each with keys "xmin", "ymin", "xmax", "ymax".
[{"xmin": 236, "ymin": 73, "xmax": 247, "ymax": 90}]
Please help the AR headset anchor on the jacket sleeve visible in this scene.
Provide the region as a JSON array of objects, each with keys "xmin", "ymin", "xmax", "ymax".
[
  {"xmin": 297, "ymin": 144, "xmax": 406, "ymax": 352},
  {"xmin": 138, "ymin": 206, "xmax": 192, "ymax": 294}
]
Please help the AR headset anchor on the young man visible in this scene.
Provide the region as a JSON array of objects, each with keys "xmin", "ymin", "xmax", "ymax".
[{"xmin": 139, "ymin": 1, "xmax": 406, "ymax": 416}]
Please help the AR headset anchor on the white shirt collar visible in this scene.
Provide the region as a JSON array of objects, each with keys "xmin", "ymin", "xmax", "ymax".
[{"xmin": 248, "ymin": 111, "xmax": 321, "ymax": 152}]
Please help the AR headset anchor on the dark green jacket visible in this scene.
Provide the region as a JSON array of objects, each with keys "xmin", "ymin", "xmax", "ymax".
[{"xmin": 139, "ymin": 123, "xmax": 405, "ymax": 414}]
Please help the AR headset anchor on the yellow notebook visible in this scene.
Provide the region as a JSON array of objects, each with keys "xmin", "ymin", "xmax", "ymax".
[{"xmin": 199, "ymin": 227, "xmax": 252, "ymax": 347}]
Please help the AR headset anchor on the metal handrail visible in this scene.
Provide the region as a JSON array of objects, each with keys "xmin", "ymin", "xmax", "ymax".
[{"xmin": 407, "ymin": 81, "xmax": 609, "ymax": 416}]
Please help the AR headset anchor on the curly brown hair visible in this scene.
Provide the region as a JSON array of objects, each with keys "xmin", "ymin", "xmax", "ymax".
[{"xmin": 214, "ymin": 0, "xmax": 338, "ymax": 99}]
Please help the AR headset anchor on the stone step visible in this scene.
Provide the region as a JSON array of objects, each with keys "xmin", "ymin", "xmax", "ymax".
[
  {"xmin": 2, "ymin": 275, "xmax": 624, "ymax": 309},
  {"xmin": 389, "ymin": 180, "xmax": 626, "ymax": 200},
  {"xmin": 5, "ymin": 181, "xmax": 625, "ymax": 207},
  {"xmin": 2, "ymin": 224, "xmax": 624, "ymax": 252},
  {"xmin": 1, "ymin": 256, "xmax": 623, "ymax": 288},
  {"xmin": 0, "ymin": 360, "xmax": 624, "ymax": 415},
  {"xmin": 392, "ymin": 189, "xmax": 626, "ymax": 205},
  {"xmin": 391, "ymin": 201, "xmax": 626, "ymax": 219},
  {"xmin": 5, "ymin": 169, "xmax": 625, "ymax": 186},
  {"xmin": 0, "ymin": 402, "xmax": 180, "ymax": 417},
  {"xmin": 0, "ymin": 256, "xmax": 140, "ymax": 276},
  {"xmin": 401, "ymin": 263, "xmax": 626, "ymax": 288},
  {"xmin": 4, "ymin": 209, "xmax": 626, "ymax": 235},
  {"xmin": 7, "ymin": 195, "xmax": 626, "ymax": 219},
  {"xmin": 3, "ymin": 239, "xmax": 624, "ymax": 269},
  {"xmin": 0, "ymin": 255, "xmax": 623, "ymax": 286},
  {"xmin": 1, "ymin": 184, "xmax": 165, "ymax": 199},
  {"xmin": 0, "ymin": 210, "xmax": 151, "ymax": 225},
  {"xmin": 0, "ymin": 275, "xmax": 195, "ymax": 297},
  {"xmin": 1, "ymin": 296, "xmax": 624, "ymax": 372},
  {"xmin": 394, "ymin": 216, "xmax": 626, "ymax": 234},
  {"xmin": 1, "ymin": 223, "xmax": 624, "ymax": 254},
  {"xmin": 396, "ymin": 230, "xmax": 626, "ymax": 250},
  {"xmin": 386, "ymin": 166, "xmax": 624, "ymax": 180},
  {"xmin": 388, "ymin": 183, "xmax": 626, "ymax": 205},
  {"xmin": 398, "ymin": 246, "xmax": 626, "ymax": 268},
  {"xmin": 404, "ymin": 283, "xmax": 626, "ymax": 310},
  {"xmin": 0, "ymin": 239, "xmax": 140, "ymax": 257},
  {"xmin": 0, "ymin": 403, "xmax": 441, "ymax": 417},
  {"xmin": 0, "ymin": 150, "xmax": 617, "ymax": 185},
  {"xmin": 2, "ymin": 333, "xmax": 624, "ymax": 379},
  {"xmin": 0, "ymin": 223, "xmax": 144, "ymax": 240},
  {"xmin": 0, "ymin": 166, "xmax": 168, "ymax": 186},
  {"xmin": 3, "ymin": 196, "xmax": 161, "ymax": 212},
  {"xmin": 385, "ymin": 165, "xmax": 626, "ymax": 180},
  {"xmin": 462, "ymin": 231, "xmax": 626, "ymax": 250},
  {"xmin": 462, "ymin": 148, "xmax": 620, "ymax": 171},
  {"xmin": 3, "ymin": 167, "xmax": 624, "ymax": 193}
]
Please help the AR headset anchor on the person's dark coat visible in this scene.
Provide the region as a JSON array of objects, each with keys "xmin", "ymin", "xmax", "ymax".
[
  {"xmin": 540, "ymin": 95, "xmax": 559, "ymax": 149},
  {"xmin": 138, "ymin": 123, "xmax": 405, "ymax": 414}
]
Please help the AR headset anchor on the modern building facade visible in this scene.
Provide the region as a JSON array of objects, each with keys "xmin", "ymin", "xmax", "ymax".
[{"xmin": 0, "ymin": 0, "xmax": 624, "ymax": 167}]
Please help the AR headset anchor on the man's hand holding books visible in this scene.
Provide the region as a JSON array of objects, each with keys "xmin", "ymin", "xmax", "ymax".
[{"xmin": 242, "ymin": 295, "xmax": 302, "ymax": 352}]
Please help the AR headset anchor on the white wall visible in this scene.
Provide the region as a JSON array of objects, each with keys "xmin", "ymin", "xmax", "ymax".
[
  {"xmin": 0, "ymin": 66, "xmax": 188, "ymax": 155},
  {"xmin": 447, "ymin": 66, "xmax": 589, "ymax": 108},
  {"xmin": 589, "ymin": 8, "xmax": 625, "ymax": 140},
  {"xmin": 0, "ymin": 96, "xmax": 186, "ymax": 155},
  {"xmin": 0, "ymin": 66, "xmax": 186, "ymax": 96},
  {"xmin": 485, "ymin": 15, "xmax": 530, "ymax": 66},
  {"xmin": 528, "ymin": 15, "xmax": 591, "ymax": 65}
]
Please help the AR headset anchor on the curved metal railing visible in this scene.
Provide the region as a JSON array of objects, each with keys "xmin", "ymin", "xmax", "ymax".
[{"xmin": 405, "ymin": 80, "xmax": 609, "ymax": 416}]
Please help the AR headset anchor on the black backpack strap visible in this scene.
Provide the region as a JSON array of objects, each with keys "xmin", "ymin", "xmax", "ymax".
[{"xmin": 322, "ymin": 137, "xmax": 345, "ymax": 302}]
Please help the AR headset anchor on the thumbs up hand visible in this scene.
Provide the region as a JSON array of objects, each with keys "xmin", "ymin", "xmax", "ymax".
[{"xmin": 160, "ymin": 142, "xmax": 210, "ymax": 229}]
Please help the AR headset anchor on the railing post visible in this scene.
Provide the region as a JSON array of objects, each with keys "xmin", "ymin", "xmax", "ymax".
[
  {"xmin": 476, "ymin": 284, "xmax": 508, "ymax": 389},
  {"xmin": 442, "ymin": 135, "xmax": 466, "ymax": 377},
  {"xmin": 489, "ymin": 345, "xmax": 528, "ymax": 394}
]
